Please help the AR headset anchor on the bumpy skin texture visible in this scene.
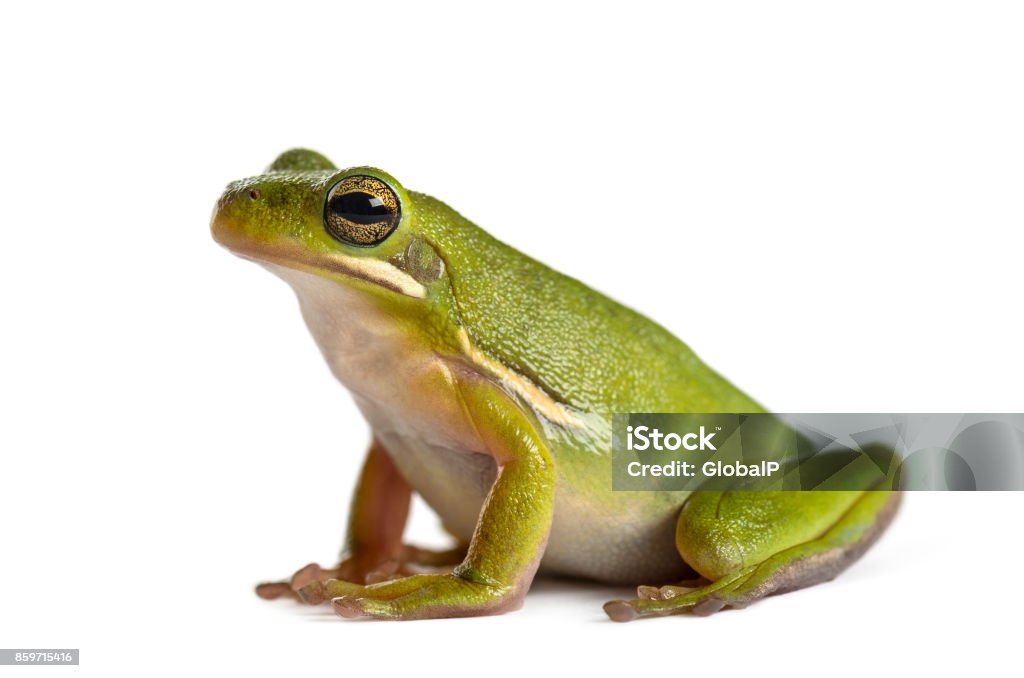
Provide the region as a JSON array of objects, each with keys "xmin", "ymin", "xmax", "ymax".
[
  {"xmin": 406, "ymin": 194, "xmax": 764, "ymax": 414},
  {"xmin": 212, "ymin": 149, "xmax": 899, "ymax": 621}
]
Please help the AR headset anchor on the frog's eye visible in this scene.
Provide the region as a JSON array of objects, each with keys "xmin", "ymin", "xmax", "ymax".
[{"xmin": 324, "ymin": 175, "xmax": 401, "ymax": 247}]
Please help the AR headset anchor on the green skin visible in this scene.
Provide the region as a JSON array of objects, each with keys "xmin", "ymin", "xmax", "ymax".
[{"xmin": 211, "ymin": 149, "xmax": 900, "ymax": 621}]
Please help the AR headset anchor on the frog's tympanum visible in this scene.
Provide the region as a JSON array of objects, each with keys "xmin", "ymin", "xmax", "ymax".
[{"xmin": 211, "ymin": 149, "xmax": 900, "ymax": 621}]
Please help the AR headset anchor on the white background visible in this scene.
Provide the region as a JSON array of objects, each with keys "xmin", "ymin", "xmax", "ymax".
[{"xmin": 2, "ymin": 1, "xmax": 1022, "ymax": 676}]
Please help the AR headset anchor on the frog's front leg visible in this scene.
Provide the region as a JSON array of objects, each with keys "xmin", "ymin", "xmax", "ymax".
[
  {"xmin": 255, "ymin": 439, "xmax": 465, "ymax": 601},
  {"xmin": 299, "ymin": 379, "xmax": 556, "ymax": 620},
  {"xmin": 605, "ymin": 490, "xmax": 901, "ymax": 621}
]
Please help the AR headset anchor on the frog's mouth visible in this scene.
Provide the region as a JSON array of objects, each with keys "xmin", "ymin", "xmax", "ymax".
[{"xmin": 212, "ymin": 218, "xmax": 426, "ymax": 299}]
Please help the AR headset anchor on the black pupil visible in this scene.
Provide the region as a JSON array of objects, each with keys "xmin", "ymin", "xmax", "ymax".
[{"xmin": 330, "ymin": 191, "xmax": 390, "ymax": 224}]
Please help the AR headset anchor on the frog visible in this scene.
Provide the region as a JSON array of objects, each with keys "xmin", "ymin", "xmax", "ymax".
[{"xmin": 210, "ymin": 148, "xmax": 900, "ymax": 621}]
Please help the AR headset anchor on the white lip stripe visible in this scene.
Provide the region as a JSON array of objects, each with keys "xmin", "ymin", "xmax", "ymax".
[
  {"xmin": 332, "ymin": 254, "xmax": 426, "ymax": 298},
  {"xmin": 220, "ymin": 229, "xmax": 427, "ymax": 299}
]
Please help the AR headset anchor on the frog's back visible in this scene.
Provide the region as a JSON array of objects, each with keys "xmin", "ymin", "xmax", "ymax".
[{"xmin": 412, "ymin": 193, "xmax": 764, "ymax": 417}]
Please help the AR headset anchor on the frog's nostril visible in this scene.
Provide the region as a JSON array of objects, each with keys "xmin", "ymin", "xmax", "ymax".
[{"xmin": 248, "ymin": 189, "xmax": 261, "ymax": 200}]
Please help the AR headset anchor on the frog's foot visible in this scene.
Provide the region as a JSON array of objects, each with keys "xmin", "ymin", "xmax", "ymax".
[
  {"xmin": 255, "ymin": 543, "xmax": 468, "ymax": 601},
  {"xmin": 605, "ymin": 567, "xmax": 764, "ymax": 620},
  {"xmin": 296, "ymin": 571, "xmax": 519, "ymax": 620},
  {"xmin": 604, "ymin": 491, "xmax": 901, "ymax": 621}
]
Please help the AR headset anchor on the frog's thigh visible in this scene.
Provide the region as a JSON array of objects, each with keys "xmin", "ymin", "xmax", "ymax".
[{"xmin": 605, "ymin": 490, "xmax": 901, "ymax": 621}]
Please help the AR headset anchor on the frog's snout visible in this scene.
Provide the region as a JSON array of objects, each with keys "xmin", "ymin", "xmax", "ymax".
[
  {"xmin": 210, "ymin": 180, "xmax": 274, "ymax": 252},
  {"xmin": 211, "ymin": 185, "xmax": 242, "ymax": 249}
]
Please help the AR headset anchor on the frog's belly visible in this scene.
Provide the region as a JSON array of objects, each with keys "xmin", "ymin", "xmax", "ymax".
[{"xmin": 374, "ymin": 428, "xmax": 690, "ymax": 586}]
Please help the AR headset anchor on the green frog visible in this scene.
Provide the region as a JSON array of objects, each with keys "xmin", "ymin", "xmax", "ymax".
[{"xmin": 210, "ymin": 149, "xmax": 899, "ymax": 621}]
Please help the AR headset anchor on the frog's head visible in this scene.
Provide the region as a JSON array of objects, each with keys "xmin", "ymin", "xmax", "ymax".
[{"xmin": 212, "ymin": 149, "xmax": 464, "ymax": 350}]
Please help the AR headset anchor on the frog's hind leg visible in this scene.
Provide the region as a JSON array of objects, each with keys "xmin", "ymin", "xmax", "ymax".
[{"xmin": 604, "ymin": 490, "xmax": 901, "ymax": 621}]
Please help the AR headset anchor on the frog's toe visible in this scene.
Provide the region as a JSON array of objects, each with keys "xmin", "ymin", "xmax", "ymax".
[
  {"xmin": 291, "ymin": 562, "xmax": 341, "ymax": 589},
  {"xmin": 603, "ymin": 600, "xmax": 640, "ymax": 622},
  {"xmin": 331, "ymin": 596, "xmax": 366, "ymax": 619},
  {"xmin": 327, "ymin": 593, "xmax": 421, "ymax": 619},
  {"xmin": 254, "ymin": 581, "xmax": 296, "ymax": 600},
  {"xmin": 297, "ymin": 577, "xmax": 366, "ymax": 605},
  {"xmin": 296, "ymin": 580, "xmax": 327, "ymax": 604},
  {"xmin": 635, "ymin": 585, "xmax": 661, "ymax": 600}
]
